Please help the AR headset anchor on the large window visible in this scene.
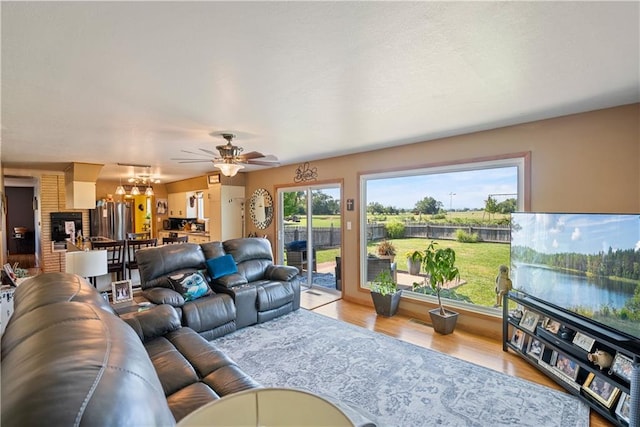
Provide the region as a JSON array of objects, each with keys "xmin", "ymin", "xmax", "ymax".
[{"xmin": 360, "ymin": 156, "xmax": 526, "ymax": 312}]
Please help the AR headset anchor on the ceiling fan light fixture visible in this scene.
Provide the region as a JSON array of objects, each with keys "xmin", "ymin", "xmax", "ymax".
[
  {"xmin": 144, "ymin": 186, "xmax": 154, "ymax": 197},
  {"xmin": 215, "ymin": 162, "xmax": 244, "ymax": 177},
  {"xmin": 130, "ymin": 185, "xmax": 141, "ymax": 196},
  {"xmin": 115, "ymin": 185, "xmax": 126, "ymax": 195}
]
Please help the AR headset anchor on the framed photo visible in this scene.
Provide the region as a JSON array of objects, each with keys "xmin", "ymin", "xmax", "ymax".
[
  {"xmin": 208, "ymin": 174, "xmax": 220, "ymax": 184},
  {"xmin": 572, "ymin": 331, "xmax": 596, "ymax": 352},
  {"xmin": 609, "ymin": 352, "xmax": 633, "ymax": 382},
  {"xmin": 112, "ymin": 280, "xmax": 133, "ymax": 304},
  {"xmin": 526, "ymin": 338, "xmax": 544, "ymax": 360},
  {"xmin": 553, "ymin": 353, "xmax": 580, "ymax": 381},
  {"xmin": 519, "ymin": 310, "xmax": 541, "ymax": 332},
  {"xmin": 545, "ymin": 319, "xmax": 561, "ymax": 334},
  {"xmin": 615, "ymin": 392, "xmax": 631, "ymax": 424},
  {"xmin": 2, "ymin": 263, "xmax": 17, "ymax": 287},
  {"xmin": 511, "ymin": 328, "xmax": 526, "ymax": 350},
  {"xmin": 582, "ymin": 372, "xmax": 620, "ymax": 409}
]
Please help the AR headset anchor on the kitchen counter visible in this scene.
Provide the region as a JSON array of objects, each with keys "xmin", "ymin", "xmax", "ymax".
[
  {"xmin": 66, "ymin": 237, "xmax": 114, "ymax": 252},
  {"xmin": 158, "ymin": 230, "xmax": 211, "ymax": 243}
]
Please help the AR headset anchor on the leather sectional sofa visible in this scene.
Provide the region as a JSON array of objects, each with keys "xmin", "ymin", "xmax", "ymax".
[
  {"xmin": 136, "ymin": 237, "xmax": 301, "ymax": 337},
  {"xmin": 1, "ymin": 272, "xmax": 260, "ymax": 426}
]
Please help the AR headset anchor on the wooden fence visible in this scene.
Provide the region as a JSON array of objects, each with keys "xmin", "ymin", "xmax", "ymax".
[{"xmin": 284, "ymin": 223, "xmax": 510, "ymax": 249}]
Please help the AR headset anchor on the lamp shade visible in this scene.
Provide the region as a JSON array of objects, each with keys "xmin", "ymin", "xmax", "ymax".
[
  {"xmin": 65, "ymin": 250, "xmax": 108, "ymax": 278},
  {"xmin": 215, "ymin": 163, "xmax": 244, "ymax": 177}
]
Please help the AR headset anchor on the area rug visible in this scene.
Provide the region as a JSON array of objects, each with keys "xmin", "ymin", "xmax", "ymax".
[{"xmin": 212, "ymin": 310, "xmax": 589, "ymax": 427}]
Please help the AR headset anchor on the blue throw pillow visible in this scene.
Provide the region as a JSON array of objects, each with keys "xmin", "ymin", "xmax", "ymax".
[
  {"xmin": 206, "ymin": 254, "xmax": 238, "ymax": 279},
  {"xmin": 168, "ymin": 272, "xmax": 210, "ymax": 302}
]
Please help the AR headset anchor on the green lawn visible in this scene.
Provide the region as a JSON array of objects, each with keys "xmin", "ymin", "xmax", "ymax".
[{"xmin": 312, "ymin": 238, "xmax": 509, "ymax": 308}]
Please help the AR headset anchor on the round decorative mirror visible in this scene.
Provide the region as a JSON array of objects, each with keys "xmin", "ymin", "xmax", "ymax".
[{"xmin": 249, "ymin": 188, "xmax": 273, "ymax": 229}]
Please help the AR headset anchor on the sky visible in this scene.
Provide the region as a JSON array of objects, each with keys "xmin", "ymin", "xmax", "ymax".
[
  {"xmin": 366, "ymin": 166, "xmax": 518, "ymax": 210},
  {"xmin": 511, "ymin": 213, "xmax": 640, "ymax": 255}
]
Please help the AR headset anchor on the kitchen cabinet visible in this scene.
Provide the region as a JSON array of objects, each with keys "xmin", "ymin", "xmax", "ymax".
[
  {"xmin": 168, "ymin": 192, "xmax": 197, "ymax": 218},
  {"xmin": 206, "ymin": 184, "xmax": 244, "ymax": 241}
]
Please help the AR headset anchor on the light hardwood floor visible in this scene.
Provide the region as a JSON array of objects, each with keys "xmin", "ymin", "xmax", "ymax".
[{"xmin": 311, "ymin": 299, "xmax": 611, "ymax": 427}]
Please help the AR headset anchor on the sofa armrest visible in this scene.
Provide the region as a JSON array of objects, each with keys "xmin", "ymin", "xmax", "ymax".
[
  {"xmin": 215, "ymin": 273, "xmax": 249, "ymax": 289},
  {"xmin": 265, "ymin": 265, "xmax": 299, "ymax": 281},
  {"xmin": 142, "ymin": 287, "xmax": 185, "ymax": 307},
  {"xmin": 122, "ymin": 304, "xmax": 182, "ymax": 342}
]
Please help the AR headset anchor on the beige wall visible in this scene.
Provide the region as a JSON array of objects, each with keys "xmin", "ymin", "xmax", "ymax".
[{"xmin": 244, "ymin": 104, "xmax": 640, "ymax": 336}]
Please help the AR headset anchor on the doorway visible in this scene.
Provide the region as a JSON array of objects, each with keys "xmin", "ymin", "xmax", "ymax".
[
  {"xmin": 5, "ymin": 177, "xmax": 39, "ymax": 270},
  {"xmin": 277, "ymin": 184, "xmax": 342, "ymax": 308}
]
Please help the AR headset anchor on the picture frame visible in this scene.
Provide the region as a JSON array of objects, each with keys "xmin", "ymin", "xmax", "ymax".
[
  {"xmin": 609, "ymin": 352, "xmax": 633, "ymax": 382},
  {"xmin": 112, "ymin": 280, "xmax": 133, "ymax": 304},
  {"xmin": 519, "ymin": 310, "xmax": 541, "ymax": 332},
  {"xmin": 582, "ymin": 372, "xmax": 620, "ymax": 409},
  {"xmin": 545, "ymin": 319, "xmax": 561, "ymax": 334},
  {"xmin": 511, "ymin": 328, "xmax": 526, "ymax": 350},
  {"xmin": 572, "ymin": 331, "xmax": 596, "ymax": 352},
  {"xmin": 526, "ymin": 338, "xmax": 544, "ymax": 360},
  {"xmin": 553, "ymin": 353, "xmax": 580, "ymax": 381},
  {"xmin": 2, "ymin": 263, "xmax": 17, "ymax": 287},
  {"xmin": 208, "ymin": 174, "xmax": 220, "ymax": 184},
  {"xmin": 615, "ymin": 392, "xmax": 631, "ymax": 424}
]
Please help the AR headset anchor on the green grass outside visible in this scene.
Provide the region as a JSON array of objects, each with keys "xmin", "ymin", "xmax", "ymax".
[{"xmin": 308, "ymin": 238, "xmax": 510, "ymax": 308}]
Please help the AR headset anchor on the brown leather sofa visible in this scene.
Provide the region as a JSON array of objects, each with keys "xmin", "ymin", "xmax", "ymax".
[
  {"xmin": 0, "ymin": 273, "xmax": 260, "ymax": 426},
  {"xmin": 137, "ymin": 238, "xmax": 301, "ymax": 331}
]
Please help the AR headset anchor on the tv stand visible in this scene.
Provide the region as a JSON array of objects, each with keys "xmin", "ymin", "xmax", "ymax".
[{"xmin": 503, "ymin": 291, "xmax": 638, "ymax": 426}]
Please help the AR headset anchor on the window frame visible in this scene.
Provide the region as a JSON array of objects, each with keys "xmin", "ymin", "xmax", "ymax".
[{"xmin": 358, "ymin": 153, "xmax": 530, "ymax": 313}]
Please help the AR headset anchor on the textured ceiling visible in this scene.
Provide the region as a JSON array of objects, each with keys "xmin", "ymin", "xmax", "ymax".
[{"xmin": 2, "ymin": 2, "xmax": 638, "ymax": 183}]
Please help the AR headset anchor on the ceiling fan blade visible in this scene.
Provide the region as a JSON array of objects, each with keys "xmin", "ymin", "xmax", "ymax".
[
  {"xmin": 180, "ymin": 149, "xmax": 211, "ymax": 157},
  {"xmin": 199, "ymin": 148, "xmax": 219, "ymax": 156},
  {"xmin": 248, "ymin": 157, "xmax": 280, "ymax": 166},
  {"xmin": 241, "ymin": 151, "xmax": 265, "ymax": 160},
  {"xmin": 175, "ymin": 160, "xmax": 215, "ymax": 163}
]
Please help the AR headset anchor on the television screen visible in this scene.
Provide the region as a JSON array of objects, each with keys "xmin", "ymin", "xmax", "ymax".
[{"xmin": 510, "ymin": 213, "xmax": 640, "ymax": 340}]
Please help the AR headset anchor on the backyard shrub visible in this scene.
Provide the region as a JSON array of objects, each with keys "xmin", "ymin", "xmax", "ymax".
[
  {"xmin": 385, "ymin": 221, "xmax": 405, "ymax": 239},
  {"xmin": 455, "ymin": 229, "xmax": 479, "ymax": 243}
]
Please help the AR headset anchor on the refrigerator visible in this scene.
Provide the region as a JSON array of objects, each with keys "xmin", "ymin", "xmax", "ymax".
[{"xmin": 90, "ymin": 201, "xmax": 133, "ymax": 240}]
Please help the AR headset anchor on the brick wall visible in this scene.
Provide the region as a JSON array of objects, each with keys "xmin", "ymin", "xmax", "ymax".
[{"xmin": 40, "ymin": 175, "xmax": 90, "ymax": 273}]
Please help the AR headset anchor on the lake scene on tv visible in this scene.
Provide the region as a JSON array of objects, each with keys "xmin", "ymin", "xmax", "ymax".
[{"xmin": 510, "ymin": 213, "xmax": 640, "ymax": 340}]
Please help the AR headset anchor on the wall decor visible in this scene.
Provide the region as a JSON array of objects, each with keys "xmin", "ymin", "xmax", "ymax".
[
  {"xmin": 249, "ymin": 188, "xmax": 273, "ymax": 229},
  {"xmin": 294, "ymin": 162, "xmax": 318, "ymax": 183}
]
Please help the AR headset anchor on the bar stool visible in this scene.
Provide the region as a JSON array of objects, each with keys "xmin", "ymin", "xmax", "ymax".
[
  {"xmin": 126, "ymin": 238, "xmax": 157, "ymax": 280},
  {"xmin": 162, "ymin": 235, "xmax": 188, "ymax": 244},
  {"xmin": 91, "ymin": 240, "xmax": 126, "ymax": 281}
]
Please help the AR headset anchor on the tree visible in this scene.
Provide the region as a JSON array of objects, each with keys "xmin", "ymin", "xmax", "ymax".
[
  {"xmin": 414, "ymin": 196, "xmax": 442, "ymax": 215},
  {"xmin": 484, "ymin": 196, "xmax": 498, "ymax": 220},
  {"xmin": 497, "ymin": 198, "xmax": 517, "ymax": 214},
  {"xmin": 283, "ymin": 191, "xmax": 304, "ymax": 217}
]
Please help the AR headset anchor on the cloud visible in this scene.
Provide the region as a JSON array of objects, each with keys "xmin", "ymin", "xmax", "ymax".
[
  {"xmin": 571, "ymin": 227, "xmax": 581, "ymax": 241},
  {"xmin": 635, "ymin": 240, "xmax": 640, "ymax": 252},
  {"xmin": 552, "ymin": 239, "xmax": 559, "ymax": 248}
]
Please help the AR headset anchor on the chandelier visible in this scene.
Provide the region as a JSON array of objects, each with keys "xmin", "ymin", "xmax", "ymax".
[{"xmin": 115, "ymin": 164, "xmax": 160, "ymax": 196}]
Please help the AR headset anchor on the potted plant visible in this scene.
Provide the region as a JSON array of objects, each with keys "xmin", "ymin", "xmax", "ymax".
[
  {"xmin": 376, "ymin": 240, "xmax": 396, "ymax": 262},
  {"xmin": 423, "ymin": 241, "xmax": 460, "ymax": 334},
  {"xmin": 369, "ymin": 269, "xmax": 402, "ymax": 317},
  {"xmin": 405, "ymin": 250, "xmax": 423, "ymax": 275}
]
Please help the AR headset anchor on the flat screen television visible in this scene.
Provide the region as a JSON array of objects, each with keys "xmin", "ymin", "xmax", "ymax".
[{"xmin": 510, "ymin": 212, "xmax": 640, "ymax": 342}]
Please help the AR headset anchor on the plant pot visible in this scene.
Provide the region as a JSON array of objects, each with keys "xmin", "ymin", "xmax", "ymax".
[
  {"xmin": 407, "ymin": 258, "xmax": 421, "ymax": 275},
  {"xmin": 371, "ymin": 290, "xmax": 402, "ymax": 317},
  {"xmin": 429, "ymin": 308, "xmax": 459, "ymax": 335},
  {"xmin": 377, "ymin": 254, "xmax": 395, "ymax": 263}
]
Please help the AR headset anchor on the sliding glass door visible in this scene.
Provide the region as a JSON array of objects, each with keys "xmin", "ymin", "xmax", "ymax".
[{"xmin": 277, "ymin": 184, "xmax": 342, "ymax": 291}]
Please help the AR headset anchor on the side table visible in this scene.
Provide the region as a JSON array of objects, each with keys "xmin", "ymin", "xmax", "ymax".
[{"xmin": 111, "ymin": 295, "xmax": 154, "ymax": 316}]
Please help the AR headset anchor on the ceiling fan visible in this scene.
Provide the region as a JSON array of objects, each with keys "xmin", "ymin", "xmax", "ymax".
[{"xmin": 173, "ymin": 133, "xmax": 280, "ymax": 177}]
